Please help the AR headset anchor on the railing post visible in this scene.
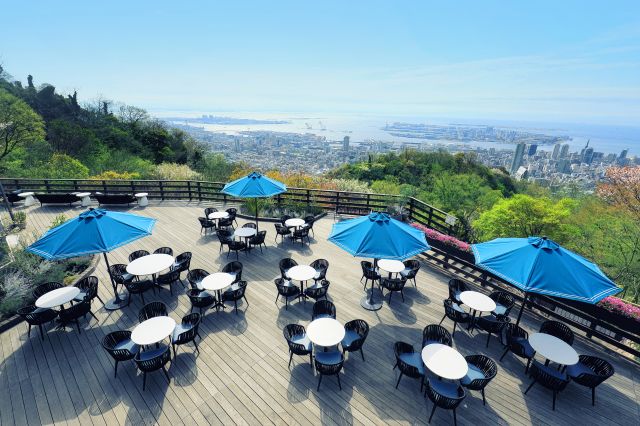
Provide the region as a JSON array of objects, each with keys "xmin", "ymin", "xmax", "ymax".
[
  {"xmin": 102, "ymin": 180, "xmax": 107, "ymax": 193},
  {"xmin": 408, "ymin": 198, "xmax": 414, "ymax": 221},
  {"xmin": 73, "ymin": 180, "xmax": 78, "ymax": 191},
  {"xmin": 306, "ymin": 189, "xmax": 310, "ymax": 207},
  {"xmin": 45, "ymin": 179, "xmax": 51, "ymax": 193},
  {"xmin": 366, "ymin": 193, "xmax": 370, "ymax": 210},
  {"xmin": 187, "ymin": 181, "xmax": 192, "ymax": 201},
  {"xmin": 130, "ymin": 180, "xmax": 136, "ymax": 194},
  {"xmin": 428, "ymin": 206, "xmax": 434, "ymax": 228},
  {"xmin": 159, "ymin": 181, "xmax": 165, "ymax": 200},
  {"xmin": 197, "ymin": 181, "xmax": 202, "ymax": 201},
  {"xmin": 335, "ymin": 191, "xmax": 340, "ymax": 214}
]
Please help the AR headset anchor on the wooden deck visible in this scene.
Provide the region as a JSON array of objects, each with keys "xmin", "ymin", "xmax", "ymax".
[{"xmin": 1, "ymin": 201, "xmax": 638, "ymax": 426}]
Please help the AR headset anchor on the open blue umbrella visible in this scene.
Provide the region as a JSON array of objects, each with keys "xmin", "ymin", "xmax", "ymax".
[
  {"xmin": 328, "ymin": 212, "xmax": 430, "ymax": 310},
  {"xmin": 221, "ymin": 171, "xmax": 287, "ymax": 229},
  {"xmin": 472, "ymin": 236, "xmax": 621, "ymax": 325},
  {"xmin": 27, "ymin": 208, "xmax": 156, "ymax": 310}
]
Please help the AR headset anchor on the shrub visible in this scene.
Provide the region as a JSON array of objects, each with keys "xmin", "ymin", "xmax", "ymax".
[
  {"xmin": 598, "ymin": 296, "xmax": 640, "ymax": 322},
  {"xmin": 91, "ymin": 170, "xmax": 140, "ymax": 180},
  {"xmin": 0, "ymin": 271, "xmax": 31, "ymax": 316},
  {"xmin": 50, "ymin": 214, "xmax": 67, "ymax": 229},
  {"xmin": 149, "ymin": 162, "xmax": 201, "ymax": 181},
  {"xmin": 13, "ymin": 211, "xmax": 26, "ymax": 227},
  {"xmin": 411, "ymin": 222, "xmax": 471, "ymax": 253}
]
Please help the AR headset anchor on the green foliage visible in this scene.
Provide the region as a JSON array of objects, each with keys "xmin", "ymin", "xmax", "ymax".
[
  {"xmin": 0, "ymin": 88, "xmax": 46, "ymax": 163},
  {"xmin": 0, "ymin": 271, "xmax": 31, "ymax": 316},
  {"xmin": 12, "ymin": 211, "xmax": 26, "ymax": 227},
  {"xmin": 149, "ymin": 162, "xmax": 201, "ymax": 180},
  {"xmin": 50, "ymin": 214, "xmax": 67, "ymax": 229},
  {"xmin": 33, "ymin": 153, "xmax": 90, "ymax": 179}
]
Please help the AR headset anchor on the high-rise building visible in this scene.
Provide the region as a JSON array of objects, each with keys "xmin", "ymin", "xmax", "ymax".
[
  {"xmin": 560, "ymin": 144, "xmax": 570, "ymax": 159},
  {"xmin": 510, "ymin": 143, "xmax": 526, "ymax": 175},
  {"xmin": 343, "ymin": 136, "xmax": 350, "ymax": 151},
  {"xmin": 618, "ymin": 149, "xmax": 629, "ymax": 165},
  {"xmin": 234, "ymin": 138, "xmax": 240, "ymax": 153},
  {"xmin": 528, "ymin": 144, "xmax": 537, "ymax": 156},
  {"xmin": 551, "ymin": 144, "xmax": 561, "ymax": 160},
  {"xmin": 582, "ymin": 147, "xmax": 594, "ymax": 164},
  {"xmin": 557, "ymin": 159, "xmax": 570, "ymax": 173}
]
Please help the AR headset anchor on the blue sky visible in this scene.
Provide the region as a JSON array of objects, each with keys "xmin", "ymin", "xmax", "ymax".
[{"xmin": 1, "ymin": 1, "xmax": 639, "ymax": 124}]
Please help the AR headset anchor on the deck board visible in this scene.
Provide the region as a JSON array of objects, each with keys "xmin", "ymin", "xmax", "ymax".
[{"xmin": 0, "ymin": 200, "xmax": 638, "ymax": 425}]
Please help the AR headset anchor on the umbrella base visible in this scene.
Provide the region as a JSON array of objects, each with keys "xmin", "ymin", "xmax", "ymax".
[
  {"xmin": 104, "ymin": 293, "xmax": 129, "ymax": 311},
  {"xmin": 360, "ymin": 289, "xmax": 383, "ymax": 311}
]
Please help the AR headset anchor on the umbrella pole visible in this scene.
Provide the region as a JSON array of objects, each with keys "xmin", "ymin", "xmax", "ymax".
[
  {"xmin": 103, "ymin": 252, "xmax": 128, "ymax": 311},
  {"xmin": 255, "ymin": 198, "xmax": 259, "ymax": 230},
  {"xmin": 515, "ymin": 292, "xmax": 529, "ymax": 327},
  {"xmin": 360, "ymin": 258, "xmax": 383, "ymax": 311}
]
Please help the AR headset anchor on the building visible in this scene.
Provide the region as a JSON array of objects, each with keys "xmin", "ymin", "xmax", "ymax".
[
  {"xmin": 560, "ymin": 144, "xmax": 570, "ymax": 159},
  {"xmin": 528, "ymin": 144, "xmax": 537, "ymax": 156},
  {"xmin": 510, "ymin": 142, "xmax": 526, "ymax": 175},
  {"xmin": 551, "ymin": 144, "xmax": 561, "ymax": 160},
  {"xmin": 618, "ymin": 149, "xmax": 629, "ymax": 165},
  {"xmin": 582, "ymin": 147, "xmax": 594, "ymax": 164},
  {"xmin": 343, "ymin": 136, "xmax": 350, "ymax": 151}
]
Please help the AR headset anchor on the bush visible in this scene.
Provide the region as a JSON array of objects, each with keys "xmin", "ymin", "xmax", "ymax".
[
  {"xmin": 598, "ymin": 296, "xmax": 640, "ymax": 322},
  {"xmin": 91, "ymin": 170, "xmax": 140, "ymax": 180},
  {"xmin": 411, "ymin": 222, "xmax": 471, "ymax": 253},
  {"xmin": 12, "ymin": 211, "xmax": 26, "ymax": 228},
  {"xmin": 149, "ymin": 162, "xmax": 201, "ymax": 181},
  {"xmin": 0, "ymin": 271, "xmax": 31, "ymax": 316},
  {"xmin": 50, "ymin": 214, "xmax": 67, "ymax": 229}
]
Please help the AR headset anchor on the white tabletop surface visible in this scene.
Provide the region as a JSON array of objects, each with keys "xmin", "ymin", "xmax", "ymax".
[
  {"xmin": 307, "ymin": 318, "xmax": 345, "ymax": 347},
  {"xmin": 234, "ymin": 228, "xmax": 257, "ymax": 238},
  {"xmin": 421, "ymin": 343, "xmax": 469, "ymax": 380},
  {"xmin": 201, "ymin": 272, "xmax": 235, "ymax": 291},
  {"xmin": 208, "ymin": 211, "xmax": 229, "ymax": 220},
  {"xmin": 529, "ymin": 333, "xmax": 579, "ymax": 366},
  {"xmin": 135, "ymin": 192, "xmax": 148, "ymax": 197},
  {"xmin": 287, "ymin": 265, "xmax": 317, "ymax": 281},
  {"xmin": 131, "ymin": 316, "xmax": 176, "ymax": 346},
  {"xmin": 18, "ymin": 192, "xmax": 34, "ymax": 197},
  {"xmin": 378, "ymin": 259, "xmax": 405, "ymax": 274},
  {"xmin": 285, "ymin": 218, "xmax": 305, "ymax": 228},
  {"xmin": 126, "ymin": 253, "xmax": 175, "ymax": 276},
  {"xmin": 459, "ymin": 291, "xmax": 497, "ymax": 313},
  {"xmin": 35, "ymin": 287, "xmax": 81, "ymax": 309},
  {"xmin": 75, "ymin": 192, "xmax": 91, "ymax": 197}
]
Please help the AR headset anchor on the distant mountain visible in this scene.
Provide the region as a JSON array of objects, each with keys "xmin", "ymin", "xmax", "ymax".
[{"xmin": 167, "ymin": 115, "xmax": 289, "ymax": 125}]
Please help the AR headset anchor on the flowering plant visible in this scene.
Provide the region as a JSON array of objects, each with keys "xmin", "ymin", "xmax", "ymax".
[
  {"xmin": 598, "ymin": 296, "xmax": 640, "ymax": 322},
  {"xmin": 411, "ymin": 223, "xmax": 471, "ymax": 253}
]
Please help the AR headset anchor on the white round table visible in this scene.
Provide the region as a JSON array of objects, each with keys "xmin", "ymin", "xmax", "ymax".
[
  {"xmin": 529, "ymin": 333, "xmax": 579, "ymax": 366},
  {"xmin": 287, "ymin": 265, "xmax": 316, "ymax": 300},
  {"xmin": 35, "ymin": 287, "xmax": 80, "ymax": 309},
  {"xmin": 459, "ymin": 290, "xmax": 497, "ymax": 331},
  {"xmin": 75, "ymin": 192, "xmax": 92, "ymax": 207},
  {"xmin": 285, "ymin": 218, "xmax": 305, "ymax": 229},
  {"xmin": 421, "ymin": 343, "xmax": 468, "ymax": 380},
  {"xmin": 126, "ymin": 253, "xmax": 175, "ymax": 277},
  {"xmin": 135, "ymin": 192, "xmax": 149, "ymax": 207},
  {"xmin": 131, "ymin": 316, "xmax": 176, "ymax": 346},
  {"xmin": 234, "ymin": 227, "xmax": 256, "ymax": 239},
  {"xmin": 208, "ymin": 211, "xmax": 229, "ymax": 220},
  {"xmin": 307, "ymin": 318, "xmax": 345, "ymax": 347},
  {"xmin": 201, "ymin": 272, "xmax": 235, "ymax": 310},
  {"xmin": 378, "ymin": 259, "xmax": 405, "ymax": 278},
  {"xmin": 18, "ymin": 192, "xmax": 35, "ymax": 207}
]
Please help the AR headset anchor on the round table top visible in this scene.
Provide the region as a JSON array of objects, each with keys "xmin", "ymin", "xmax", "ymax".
[
  {"xmin": 287, "ymin": 265, "xmax": 316, "ymax": 281},
  {"xmin": 459, "ymin": 291, "xmax": 496, "ymax": 312},
  {"xmin": 285, "ymin": 218, "xmax": 305, "ymax": 228},
  {"xmin": 131, "ymin": 316, "xmax": 176, "ymax": 346},
  {"xmin": 75, "ymin": 192, "xmax": 91, "ymax": 197},
  {"xmin": 378, "ymin": 259, "xmax": 405, "ymax": 274},
  {"xmin": 208, "ymin": 211, "xmax": 229, "ymax": 220},
  {"xmin": 18, "ymin": 192, "xmax": 34, "ymax": 197},
  {"xmin": 126, "ymin": 253, "xmax": 175, "ymax": 276},
  {"xmin": 421, "ymin": 343, "xmax": 469, "ymax": 380},
  {"xmin": 529, "ymin": 333, "xmax": 579, "ymax": 366},
  {"xmin": 234, "ymin": 228, "xmax": 257, "ymax": 238},
  {"xmin": 135, "ymin": 192, "xmax": 148, "ymax": 197},
  {"xmin": 35, "ymin": 287, "xmax": 81, "ymax": 309},
  {"xmin": 201, "ymin": 272, "xmax": 235, "ymax": 291},
  {"xmin": 307, "ymin": 318, "xmax": 345, "ymax": 347}
]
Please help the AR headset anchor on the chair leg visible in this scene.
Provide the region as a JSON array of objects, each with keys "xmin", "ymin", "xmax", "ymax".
[
  {"xmin": 591, "ymin": 387, "xmax": 596, "ymax": 406},
  {"xmin": 453, "ymin": 408, "xmax": 458, "ymax": 426},
  {"xmin": 388, "ymin": 291, "xmax": 393, "ymax": 306},
  {"xmin": 114, "ymin": 360, "xmax": 119, "ymax": 378},
  {"xmin": 162, "ymin": 366, "xmax": 170, "ymax": 382},
  {"xmin": 428, "ymin": 404, "xmax": 437, "ymax": 423},
  {"xmin": 288, "ymin": 351, "xmax": 293, "ymax": 368},
  {"xmin": 38, "ymin": 324, "xmax": 45, "ymax": 341},
  {"xmin": 400, "ymin": 290, "xmax": 404, "ymax": 302},
  {"xmin": 89, "ymin": 311, "xmax": 98, "ymax": 321},
  {"xmin": 142, "ymin": 372, "xmax": 147, "ymax": 391},
  {"xmin": 482, "ymin": 388, "xmax": 486, "ymax": 405},
  {"xmin": 234, "ymin": 300, "xmax": 238, "ymax": 315},
  {"xmin": 452, "ymin": 321, "xmax": 457, "ymax": 338},
  {"xmin": 525, "ymin": 358, "xmax": 532, "ymax": 374},
  {"xmin": 552, "ymin": 390, "xmax": 557, "ymax": 411},
  {"xmin": 524, "ymin": 379, "xmax": 536, "ymax": 394},
  {"xmin": 395, "ymin": 372, "xmax": 403, "ymax": 389},
  {"xmin": 317, "ymin": 374, "xmax": 323, "ymax": 391},
  {"xmin": 439, "ymin": 314, "xmax": 446, "ymax": 325},
  {"xmin": 336, "ymin": 373, "xmax": 342, "ymax": 390},
  {"xmin": 360, "ymin": 348, "xmax": 365, "ymax": 361},
  {"xmin": 500, "ymin": 347, "xmax": 510, "ymax": 361},
  {"xmin": 485, "ymin": 332, "xmax": 491, "ymax": 348}
]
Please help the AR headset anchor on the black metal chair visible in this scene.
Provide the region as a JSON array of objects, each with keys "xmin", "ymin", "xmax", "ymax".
[
  {"xmin": 222, "ymin": 280, "xmax": 249, "ymax": 314},
  {"xmin": 279, "ymin": 258, "xmax": 298, "ymax": 279},
  {"xmin": 123, "ymin": 278, "xmax": 155, "ymax": 306},
  {"xmin": 172, "ymin": 252, "xmax": 192, "ymax": 286},
  {"xmin": 422, "ymin": 324, "xmax": 452, "ymax": 348},
  {"xmin": 439, "ymin": 298, "xmax": 471, "ymax": 338},
  {"xmin": 129, "ymin": 250, "xmax": 149, "ymax": 262},
  {"xmin": 401, "ymin": 259, "xmax": 421, "ymax": 286},
  {"xmin": 217, "ymin": 229, "xmax": 233, "ymax": 253},
  {"xmin": 204, "ymin": 207, "xmax": 217, "ymax": 217},
  {"xmin": 448, "ymin": 278, "xmax": 468, "ymax": 305},
  {"xmin": 461, "ymin": 354, "xmax": 497, "ymax": 406},
  {"xmin": 17, "ymin": 305, "xmax": 58, "ymax": 340},
  {"xmin": 312, "ymin": 300, "xmax": 336, "ymax": 320},
  {"xmin": 74, "ymin": 276, "xmax": 104, "ymax": 304},
  {"xmin": 226, "ymin": 237, "xmax": 247, "ymax": 260},
  {"xmin": 172, "ymin": 312, "xmax": 201, "ymax": 357},
  {"xmin": 134, "ymin": 345, "xmax": 171, "ymax": 391},
  {"xmin": 380, "ymin": 276, "xmax": 408, "ymax": 306},
  {"xmin": 32, "ymin": 281, "xmax": 63, "ymax": 299},
  {"xmin": 341, "ymin": 319, "xmax": 369, "ymax": 361},
  {"xmin": 566, "ymin": 355, "xmax": 614, "ymax": 406},
  {"xmin": 275, "ymin": 278, "xmax": 300, "ymax": 309},
  {"xmin": 138, "ymin": 301, "xmax": 168, "ymax": 323},
  {"xmin": 489, "ymin": 291, "xmax": 515, "ymax": 319},
  {"xmin": 360, "ymin": 261, "xmax": 380, "ymax": 290},
  {"xmin": 310, "ymin": 259, "xmax": 329, "ymax": 285},
  {"xmin": 274, "ymin": 223, "xmax": 291, "ymax": 243},
  {"xmin": 226, "ymin": 207, "xmax": 238, "ymax": 226},
  {"xmin": 102, "ymin": 330, "xmax": 139, "ymax": 377},
  {"xmin": 500, "ymin": 323, "xmax": 535, "ymax": 373},
  {"xmin": 154, "ymin": 246, "xmax": 173, "ymax": 256},
  {"xmin": 304, "ymin": 279, "xmax": 330, "ymax": 301},
  {"xmin": 292, "ymin": 227, "xmax": 310, "ymax": 245},
  {"xmin": 280, "ymin": 215, "xmax": 292, "ymax": 226},
  {"xmin": 58, "ymin": 299, "xmax": 96, "ymax": 334},
  {"xmin": 156, "ymin": 268, "xmax": 180, "ymax": 295},
  {"xmin": 249, "ymin": 230, "xmax": 267, "ymax": 252},
  {"xmin": 198, "ymin": 216, "xmax": 216, "ymax": 234},
  {"xmin": 303, "ymin": 215, "xmax": 315, "ymax": 237},
  {"xmin": 524, "ymin": 360, "xmax": 570, "ymax": 411},
  {"xmin": 221, "ymin": 261, "xmax": 243, "ymax": 283},
  {"xmin": 425, "ymin": 378, "xmax": 466, "ymax": 425},
  {"xmin": 315, "ymin": 351, "xmax": 344, "ymax": 391},
  {"xmin": 242, "ymin": 222, "xmax": 257, "ymax": 229},
  {"xmin": 283, "ymin": 324, "xmax": 312, "ymax": 369},
  {"xmin": 475, "ymin": 314, "xmax": 510, "ymax": 348},
  {"xmin": 393, "ymin": 341, "xmax": 425, "ymax": 391},
  {"xmin": 187, "ymin": 269, "xmax": 209, "ymax": 291},
  {"xmin": 109, "ymin": 264, "xmax": 134, "ymax": 290},
  {"xmin": 540, "ymin": 320, "xmax": 574, "ymax": 346},
  {"xmin": 187, "ymin": 288, "xmax": 216, "ymax": 315},
  {"xmin": 218, "ymin": 216, "xmax": 234, "ymax": 229}
]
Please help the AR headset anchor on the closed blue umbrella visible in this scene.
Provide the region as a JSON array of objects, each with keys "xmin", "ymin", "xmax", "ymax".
[
  {"xmin": 221, "ymin": 171, "xmax": 287, "ymax": 229},
  {"xmin": 472, "ymin": 237, "xmax": 621, "ymax": 325},
  {"xmin": 328, "ymin": 212, "xmax": 430, "ymax": 310},
  {"xmin": 27, "ymin": 208, "xmax": 156, "ymax": 310}
]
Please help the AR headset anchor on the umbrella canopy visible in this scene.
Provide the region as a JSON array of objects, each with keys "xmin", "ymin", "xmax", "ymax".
[
  {"xmin": 221, "ymin": 171, "xmax": 286, "ymax": 198},
  {"xmin": 27, "ymin": 208, "xmax": 156, "ymax": 260},
  {"xmin": 328, "ymin": 212, "xmax": 430, "ymax": 260}
]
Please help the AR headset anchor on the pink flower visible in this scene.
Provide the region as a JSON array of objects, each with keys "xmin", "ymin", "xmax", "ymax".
[
  {"xmin": 598, "ymin": 296, "xmax": 640, "ymax": 322},
  {"xmin": 410, "ymin": 223, "xmax": 471, "ymax": 253}
]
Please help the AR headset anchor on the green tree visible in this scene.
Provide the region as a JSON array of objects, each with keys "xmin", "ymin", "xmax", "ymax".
[
  {"xmin": 34, "ymin": 153, "xmax": 89, "ymax": 179},
  {"xmin": 0, "ymin": 89, "xmax": 45, "ymax": 162}
]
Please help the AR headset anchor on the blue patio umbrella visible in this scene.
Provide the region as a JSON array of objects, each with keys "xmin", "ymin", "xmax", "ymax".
[
  {"xmin": 328, "ymin": 212, "xmax": 430, "ymax": 310},
  {"xmin": 472, "ymin": 236, "xmax": 621, "ymax": 326},
  {"xmin": 27, "ymin": 208, "xmax": 156, "ymax": 310},
  {"xmin": 221, "ymin": 171, "xmax": 287, "ymax": 229}
]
